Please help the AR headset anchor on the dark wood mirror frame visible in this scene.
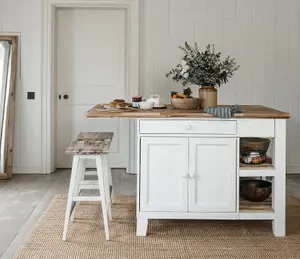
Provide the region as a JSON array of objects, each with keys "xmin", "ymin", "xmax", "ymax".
[{"xmin": 0, "ymin": 36, "xmax": 18, "ymax": 180}]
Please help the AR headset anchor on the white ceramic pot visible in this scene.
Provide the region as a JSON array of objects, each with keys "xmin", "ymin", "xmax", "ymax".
[{"xmin": 147, "ymin": 94, "xmax": 160, "ymax": 107}]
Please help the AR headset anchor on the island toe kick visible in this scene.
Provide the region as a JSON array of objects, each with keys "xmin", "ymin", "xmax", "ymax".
[{"xmin": 136, "ymin": 118, "xmax": 287, "ymax": 237}]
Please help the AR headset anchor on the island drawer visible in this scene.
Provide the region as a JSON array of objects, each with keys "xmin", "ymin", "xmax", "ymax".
[
  {"xmin": 139, "ymin": 120, "xmax": 237, "ymax": 135},
  {"xmin": 238, "ymin": 119, "xmax": 274, "ymax": 137}
]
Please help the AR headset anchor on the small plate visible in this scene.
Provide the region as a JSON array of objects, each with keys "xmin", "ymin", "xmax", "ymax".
[{"xmin": 153, "ymin": 106, "xmax": 167, "ymax": 109}]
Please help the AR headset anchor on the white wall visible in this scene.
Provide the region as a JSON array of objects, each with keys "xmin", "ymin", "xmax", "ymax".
[
  {"xmin": 0, "ymin": 0, "xmax": 299, "ymax": 174},
  {"xmin": 0, "ymin": 0, "xmax": 42, "ymax": 174}
]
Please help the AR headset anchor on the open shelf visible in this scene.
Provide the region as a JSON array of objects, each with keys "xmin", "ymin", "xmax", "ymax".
[
  {"xmin": 239, "ymin": 162, "xmax": 274, "ymax": 170},
  {"xmin": 239, "ymin": 165, "xmax": 275, "ymax": 177},
  {"xmin": 238, "ymin": 170, "xmax": 274, "ymax": 217},
  {"xmin": 239, "ymin": 198, "xmax": 274, "ymax": 219},
  {"xmin": 239, "ymin": 156, "xmax": 275, "ymax": 176},
  {"xmin": 240, "ymin": 197, "xmax": 273, "ymax": 212},
  {"xmin": 239, "ymin": 197, "xmax": 274, "ymax": 219}
]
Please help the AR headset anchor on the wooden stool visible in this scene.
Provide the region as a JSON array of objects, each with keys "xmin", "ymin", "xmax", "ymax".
[
  {"xmin": 63, "ymin": 139, "xmax": 113, "ymax": 241},
  {"xmin": 76, "ymin": 132, "xmax": 113, "ymax": 188}
]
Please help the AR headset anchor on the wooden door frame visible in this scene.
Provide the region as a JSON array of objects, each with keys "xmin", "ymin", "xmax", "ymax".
[
  {"xmin": 0, "ymin": 36, "xmax": 18, "ymax": 180},
  {"xmin": 41, "ymin": 0, "xmax": 139, "ymax": 174}
]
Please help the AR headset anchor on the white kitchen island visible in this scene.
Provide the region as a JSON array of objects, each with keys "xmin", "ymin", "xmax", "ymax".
[{"xmin": 86, "ymin": 105, "xmax": 290, "ymax": 237}]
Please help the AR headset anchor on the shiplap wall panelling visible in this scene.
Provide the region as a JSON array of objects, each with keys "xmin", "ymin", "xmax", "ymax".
[
  {"xmin": 1, "ymin": 0, "xmax": 24, "ymax": 169},
  {"xmin": 168, "ymin": 0, "xmax": 195, "ymax": 100},
  {"xmin": 231, "ymin": 0, "xmax": 255, "ymax": 105},
  {"xmin": 140, "ymin": 0, "xmax": 155, "ymax": 99},
  {"xmin": 1, "ymin": 0, "xmax": 42, "ymax": 173},
  {"xmin": 151, "ymin": 0, "xmax": 169, "ymax": 102},
  {"xmin": 0, "ymin": 0, "xmax": 300, "ymax": 173},
  {"xmin": 276, "ymin": 0, "xmax": 300, "ymax": 167},
  {"xmin": 250, "ymin": 0, "xmax": 276, "ymax": 108}
]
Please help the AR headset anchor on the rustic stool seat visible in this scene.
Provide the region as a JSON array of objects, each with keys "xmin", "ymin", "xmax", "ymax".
[
  {"xmin": 65, "ymin": 139, "xmax": 112, "ymax": 155},
  {"xmin": 66, "ymin": 132, "xmax": 114, "ymax": 189},
  {"xmin": 76, "ymin": 132, "xmax": 114, "ymax": 141},
  {"xmin": 63, "ymin": 136, "xmax": 113, "ymax": 241}
]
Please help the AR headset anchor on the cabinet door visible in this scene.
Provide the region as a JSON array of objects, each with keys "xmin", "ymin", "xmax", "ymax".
[
  {"xmin": 188, "ymin": 138, "xmax": 237, "ymax": 213},
  {"xmin": 140, "ymin": 137, "xmax": 188, "ymax": 212}
]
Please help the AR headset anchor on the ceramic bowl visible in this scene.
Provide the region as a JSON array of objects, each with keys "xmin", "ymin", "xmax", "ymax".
[
  {"xmin": 138, "ymin": 101, "xmax": 154, "ymax": 110},
  {"xmin": 240, "ymin": 179, "xmax": 272, "ymax": 202},
  {"xmin": 171, "ymin": 98, "xmax": 201, "ymax": 110}
]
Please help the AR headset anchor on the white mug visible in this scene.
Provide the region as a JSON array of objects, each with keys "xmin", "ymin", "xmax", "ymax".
[
  {"xmin": 147, "ymin": 94, "xmax": 160, "ymax": 107},
  {"xmin": 138, "ymin": 101, "xmax": 154, "ymax": 110}
]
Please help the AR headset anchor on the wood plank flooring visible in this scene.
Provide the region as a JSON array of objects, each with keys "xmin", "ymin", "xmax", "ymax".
[{"xmin": 0, "ymin": 171, "xmax": 299, "ymax": 259}]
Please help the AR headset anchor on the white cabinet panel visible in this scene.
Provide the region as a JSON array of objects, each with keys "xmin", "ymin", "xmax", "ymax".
[
  {"xmin": 238, "ymin": 119, "xmax": 274, "ymax": 137},
  {"xmin": 188, "ymin": 138, "xmax": 237, "ymax": 213},
  {"xmin": 140, "ymin": 137, "xmax": 188, "ymax": 212}
]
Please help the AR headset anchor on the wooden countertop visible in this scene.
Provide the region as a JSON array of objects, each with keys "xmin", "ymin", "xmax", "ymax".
[{"xmin": 86, "ymin": 105, "xmax": 290, "ymax": 119}]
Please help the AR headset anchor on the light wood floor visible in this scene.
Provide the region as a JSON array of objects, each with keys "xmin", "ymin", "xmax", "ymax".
[{"xmin": 0, "ymin": 170, "xmax": 299, "ymax": 259}]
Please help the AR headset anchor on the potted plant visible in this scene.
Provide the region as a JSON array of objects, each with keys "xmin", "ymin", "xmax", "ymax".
[{"xmin": 166, "ymin": 42, "xmax": 240, "ymax": 108}]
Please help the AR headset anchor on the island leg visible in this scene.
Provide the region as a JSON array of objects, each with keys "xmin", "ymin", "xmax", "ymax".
[
  {"xmin": 136, "ymin": 217, "xmax": 148, "ymax": 236},
  {"xmin": 272, "ymin": 177, "xmax": 286, "ymax": 237},
  {"xmin": 272, "ymin": 119, "xmax": 286, "ymax": 237}
]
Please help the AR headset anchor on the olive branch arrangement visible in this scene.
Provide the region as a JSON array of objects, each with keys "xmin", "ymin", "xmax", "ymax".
[{"xmin": 166, "ymin": 42, "xmax": 240, "ymax": 96}]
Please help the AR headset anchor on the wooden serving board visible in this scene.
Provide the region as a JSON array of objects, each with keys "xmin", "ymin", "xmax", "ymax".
[{"xmin": 92, "ymin": 104, "xmax": 136, "ymax": 113}]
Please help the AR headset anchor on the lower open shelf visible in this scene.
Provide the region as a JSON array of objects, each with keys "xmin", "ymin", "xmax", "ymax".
[
  {"xmin": 239, "ymin": 198, "xmax": 274, "ymax": 219},
  {"xmin": 239, "ymin": 197, "xmax": 273, "ymax": 212}
]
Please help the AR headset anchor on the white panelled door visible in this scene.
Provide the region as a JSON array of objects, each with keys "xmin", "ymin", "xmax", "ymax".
[
  {"xmin": 140, "ymin": 137, "xmax": 188, "ymax": 212},
  {"xmin": 56, "ymin": 9, "xmax": 129, "ymax": 168},
  {"xmin": 188, "ymin": 138, "xmax": 237, "ymax": 213}
]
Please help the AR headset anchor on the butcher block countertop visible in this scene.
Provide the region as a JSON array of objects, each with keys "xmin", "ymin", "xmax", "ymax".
[{"xmin": 86, "ymin": 104, "xmax": 290, "ymax": 119}]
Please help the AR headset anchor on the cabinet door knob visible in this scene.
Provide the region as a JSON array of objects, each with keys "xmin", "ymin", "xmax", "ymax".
[
  {"xmin": 185, "ymin": 124, "xmax": 192, "ymax": 130},
  {"xmin": 182, "ymin": 173, "xmax": 189, "ymax": 179},
  {"xmin": 189, "ymin": 172, "xmax": 196, "ymax": 179}
]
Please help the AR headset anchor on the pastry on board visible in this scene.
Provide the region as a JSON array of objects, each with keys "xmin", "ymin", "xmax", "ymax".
[
  {"xmin": 109, "ymin": 99, "xmax": 125, "ymax": 107},
  {"xmin": 106, "ymin": 99, "xmax": 132, "ymax": 108},
  {"xmin": 117, "ymin": 102, "xmax": 132, "ymax": 108},
  {"xmin": 113, "ymin": 99, "xmax": 125, "ymax": 103}
]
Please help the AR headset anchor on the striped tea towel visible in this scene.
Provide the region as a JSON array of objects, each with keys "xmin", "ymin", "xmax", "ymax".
[{"xmin": 204, "ymin": 104, "xmax": 244, "ymax": 118}]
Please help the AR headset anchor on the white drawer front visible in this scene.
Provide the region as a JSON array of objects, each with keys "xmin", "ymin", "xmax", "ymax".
[
  {"xmin": 139, "ymin": 120, "xmax": 237, "ymax": 135},
  {"xmin": 238, "ymin": 119, "xmax": 274, "ymax": 137}
]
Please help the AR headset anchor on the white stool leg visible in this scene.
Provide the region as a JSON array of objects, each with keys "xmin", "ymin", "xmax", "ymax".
[
  {"xmin": 107, "ymin": 162, "xmax": 113, "ymax": 197},
  {"xmin": 96, "ymin": 156, "xmax": 110, "ymax": 241},
  {"xmin": 71, "ymin": 159, "xmax": 85, "ymax": 221},
  {"xmin": 107, "ymin": 159, "xmax": 113, "ymax": 187},
  {"xmin": 63, "ymin": 155, "xmax": 80, "ymax": 241},
  {"xmin": 101, "ymin": 155, "xmax": 112, "ymax": 221}
]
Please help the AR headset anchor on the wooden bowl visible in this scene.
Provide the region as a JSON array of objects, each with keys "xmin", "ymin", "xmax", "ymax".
[
  {"xmin": 240, "ymin": 138, "xmax": 270, "ymax": 154},
  {"xmin": 240, "ymin": 179, "xmax": 272, "ymax": 202},
  {"xmin": 171, "ymin": 98, "xmax": 201, "ymax": 110}
]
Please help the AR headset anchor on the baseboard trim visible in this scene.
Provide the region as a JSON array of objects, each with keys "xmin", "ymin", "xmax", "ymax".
[
  {"xmin": 12, "ymin": 166, "xmax": 43, "ymax": 174},
  {"xmin": 287, "ymin": 166, "xmax": 300, "ymax": 174}
]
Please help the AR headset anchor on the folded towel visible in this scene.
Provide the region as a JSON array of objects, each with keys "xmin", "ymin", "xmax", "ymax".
[{"xmin": 204, "ymin": 104, "xmax": 244, "ymax": 118}]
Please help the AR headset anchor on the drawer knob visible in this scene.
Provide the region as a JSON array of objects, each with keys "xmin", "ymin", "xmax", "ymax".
[{"xmin": 185, "ymin": 124, "xmax": 192, "ymax": 130}]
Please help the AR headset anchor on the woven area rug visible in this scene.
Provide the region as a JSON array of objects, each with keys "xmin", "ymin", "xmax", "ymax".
[{"xmin": 14, "ymin": 195, "xmax": 300, "ymax": 259}]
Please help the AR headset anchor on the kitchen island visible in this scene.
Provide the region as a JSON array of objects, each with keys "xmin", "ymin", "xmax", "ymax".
[{"xmin": 86, "ymin": 105, "xmax": 290, "ymax": 237}]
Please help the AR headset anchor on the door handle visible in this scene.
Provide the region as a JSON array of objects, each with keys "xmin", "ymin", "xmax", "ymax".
[
  {"xmin": 58, "ymin": 94, "xmax": 61, "ymax": 99},
  {"xmin": 63, "ymin": 94, "xmax": 69, "ymax": 100}
]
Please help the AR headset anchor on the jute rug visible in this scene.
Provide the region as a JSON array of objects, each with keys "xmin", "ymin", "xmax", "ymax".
[{"xmin": 14, "ymin": 195, "xmax": 300, "ymax": 259}]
